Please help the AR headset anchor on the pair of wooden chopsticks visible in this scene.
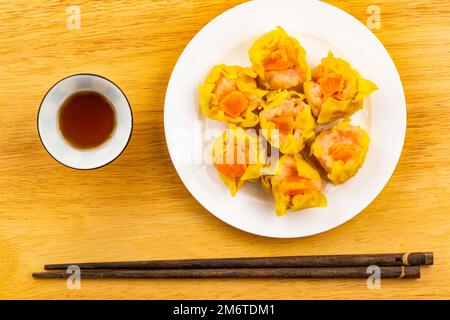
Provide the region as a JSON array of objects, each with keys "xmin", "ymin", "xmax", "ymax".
[{"xmin": 32, "ymin": 252, "xmax": 433, "ymax": 279}]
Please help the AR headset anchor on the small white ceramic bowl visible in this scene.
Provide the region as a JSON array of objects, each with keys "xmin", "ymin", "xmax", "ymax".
[{"xmin": 38, "ymin": 74, "xmax": 133, "ymax": 170}]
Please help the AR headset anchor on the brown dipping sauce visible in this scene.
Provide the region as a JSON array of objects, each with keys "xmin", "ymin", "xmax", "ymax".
[{"xmin": 58, "ymin": 91, "xmax": 116, "ymax": 149}]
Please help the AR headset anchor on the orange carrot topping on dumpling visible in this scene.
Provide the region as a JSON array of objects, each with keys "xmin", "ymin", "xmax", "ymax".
[
  {"xmin": 215, "ymin": 142, "xmax": 249, "ymax": 178},
  {"xmin": 270, "ymin": 115, "xmax": 295, "ymax": 135},
  {"xmin": 329, "ymin": 144, "xmax": 354, "ymax": 162},
  {"xmin": 318, "ymin": 74, "xmax": 344, "ymax": 98},
  {"xmin": 219, "ymin": 91, "xmax": 249, "ymax": 118},
  {"xmin": 263, "ymin": 45, "xmax": 292, "ymax": 70},
  {"xmin": 280, "ymin": 175, "xmax": 321, "ymax": 197}
]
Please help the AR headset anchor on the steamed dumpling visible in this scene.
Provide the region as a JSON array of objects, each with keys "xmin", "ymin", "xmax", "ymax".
[
  {"xmin": 213, "ymin": 127, "xmax": 265, "ymax": 196},
  {"xmin": 263, "ymin": 154, "xmax": 326, "ymax": 216},
  {"xmin": 249, "ymin": 26, "xmax": 310, "ymax": 90},
  {"xmin": 304, "ymin": 51, "xmax": 377, "ymax": 124},
  {"xmin": 310, "ymin": 120, "xmax": 369, "ymax": 184},
  {"xmin": 259, "ymin": 90, "xmax": 316, "ymax": 154},
  {"xmin": 200, "ymin": 65, "xmax": 267, "ymax": 127}
]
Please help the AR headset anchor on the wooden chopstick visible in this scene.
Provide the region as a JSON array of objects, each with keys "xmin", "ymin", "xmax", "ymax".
[
  {"xmin": 33, "ymin": 266, "xmax": 420, "ymax": 279},
  {"xmin": 43, "ymin": 252, "xmax": 433, "ymax": 270}
]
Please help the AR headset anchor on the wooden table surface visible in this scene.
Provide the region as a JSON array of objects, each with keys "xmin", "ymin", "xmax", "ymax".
[{"xmin": 1, "ymin": 0, "xmax": 449, "ymax": 299}]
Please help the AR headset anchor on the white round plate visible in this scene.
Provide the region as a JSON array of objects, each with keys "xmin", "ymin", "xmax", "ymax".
[{"xmin": 164, "ymin": 0, "xmax": 406, "ymax": 238}]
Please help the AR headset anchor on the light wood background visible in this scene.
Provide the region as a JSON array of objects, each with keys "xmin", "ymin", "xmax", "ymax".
[{"xmin": 0, "ymin": 0, "xmax": 449, "ymax": 299}]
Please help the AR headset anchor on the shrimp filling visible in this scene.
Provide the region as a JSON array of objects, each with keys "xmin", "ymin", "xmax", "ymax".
[
  {"xmin": 307, "ymin": 67, "xmax": 357, "ymax": 116},
  {"xmin": 313, "ymin": 66, "xmax": 355, "ymax": 99},
  {"xmin": 273, "ymin": 156, "xmax": 322, "ymax": 199},
  {"xmin": 262, "ymin": 44, "xmax": 305, "ymax": 89},
  {"xmin": 315, "ymin": 128, "xmax": 362, "ymax": 171},
  {"xmin": 260, "ymin": 98, "xmax": 306, "ymax": 145},
  {"xmin": 213, "ymin": 76, "xmax": 258, "ymax": 118},
  {"xmin": 214, "ymin": 141, "xmax": 250, "ymax": 178}
]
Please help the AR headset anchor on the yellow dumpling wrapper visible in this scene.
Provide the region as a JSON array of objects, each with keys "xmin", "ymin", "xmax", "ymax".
[
  {"xmin": 199, "ymin": 65, "xmax": 267, "ymax": 127},
  {"xmin": 260, "ymin": 90, "xmax": 316, "ymax": 154},
  {"xmin": 304, "ymin": 51, "xmax": 378, "ymax": 124},
  {"xmin": 249, "ymin": 26, "xmax": 311, "ymax": 89},
  {"xmin": 212, "ymin": 127, "xmax": 265, "ymax": 196},
  {"xmin": 264, "ymin": 154, "xmax": 326, "ymax": 216},
  {"xmin": 310, "ymin": 120, "xmax": 370, "ymax": 184}
]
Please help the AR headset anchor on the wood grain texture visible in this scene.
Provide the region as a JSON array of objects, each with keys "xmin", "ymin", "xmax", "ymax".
[{"xmin": 0, "ymin": 0, "xmax": 449, "ymax": 299}]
